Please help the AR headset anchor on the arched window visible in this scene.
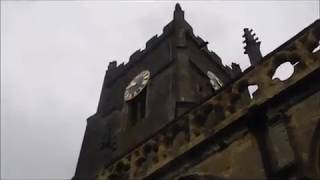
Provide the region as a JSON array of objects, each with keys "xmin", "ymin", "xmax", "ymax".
[{"xmin": 128, "ymin": 88, "xmax": 147, "ymax": 126}]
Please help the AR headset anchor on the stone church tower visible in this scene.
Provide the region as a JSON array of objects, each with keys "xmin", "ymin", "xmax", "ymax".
[{"xmin": 73, "ymin": 4, "xmax": 320, "ymax": 180}]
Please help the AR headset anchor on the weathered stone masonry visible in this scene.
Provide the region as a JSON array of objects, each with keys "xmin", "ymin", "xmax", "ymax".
[{"xmin": 73, "ymin": 4, "xmax": 320, "ymax": 180}]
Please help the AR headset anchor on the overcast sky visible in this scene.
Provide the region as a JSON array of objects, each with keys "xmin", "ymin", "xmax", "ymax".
[{"xmin": 1, "ymin": 1, "xmax": 319, "ymax": 179}]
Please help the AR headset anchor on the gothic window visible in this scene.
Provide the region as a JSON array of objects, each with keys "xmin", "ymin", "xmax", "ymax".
[{"xmin": 128, "ymin": 88, "xmax": 147, "ymax": 126}]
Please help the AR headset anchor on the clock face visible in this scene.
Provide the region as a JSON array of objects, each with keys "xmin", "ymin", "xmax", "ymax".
[
  {"xmin": 124, "ymin": 70, "xmax": 150, "ymax": 101},
  {"xmin": 207, "ymin": 71, "xmax": 223, "ymax": 90}
]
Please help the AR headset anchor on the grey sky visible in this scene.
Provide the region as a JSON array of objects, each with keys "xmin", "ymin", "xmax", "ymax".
[{"xmin": 1, "ymin": 1, "xmax": 319, "ymax": 179}]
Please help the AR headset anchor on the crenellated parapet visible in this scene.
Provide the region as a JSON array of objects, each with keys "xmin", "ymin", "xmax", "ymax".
[
  {"xmin": 104, "ymin": 61, "xmax": 126, "ymax": 87},
  {"xmin": 103, "ymin": 31, "xmax": 170, "ymax": 87},
  {"xmin": 103, "ymin": 3, "xmax": 236, "ymax": 88},
  {"xmin": 96, "ymin": 19, "xmax": 320, "ymax": 180},
  {"xmin": 187, "ymin": 31, "xmax": 237, "ymax": 77}
]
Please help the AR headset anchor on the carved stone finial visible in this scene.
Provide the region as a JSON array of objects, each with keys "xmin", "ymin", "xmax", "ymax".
[
  {"xmin": 242, "ymin": 28, "xmax": 262, "ymax": 66},
  {"xmin": 175, "ymin": 3, "xmax": 182, "ymax": 11},
  {"xmin": 231, "ymin": 62, "xmax": 242, "ymax": 77},
  {"xmin": 174, "ymin": 3, "xmax": 184, "ymax": 21}
]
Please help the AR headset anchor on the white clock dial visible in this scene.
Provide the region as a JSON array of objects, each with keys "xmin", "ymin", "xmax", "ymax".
[{"xmin": 124, "ymin": 70, "xmax": 150, "ymax": 101}]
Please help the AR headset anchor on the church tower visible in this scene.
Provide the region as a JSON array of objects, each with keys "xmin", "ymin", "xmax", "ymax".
[
  {"xmin": 73, "ymin": 4, "xmax": 243, "ymax": 179},
  {"xmin": 73, "ymin": 4, "xmax": 242, "ymax": 179}
]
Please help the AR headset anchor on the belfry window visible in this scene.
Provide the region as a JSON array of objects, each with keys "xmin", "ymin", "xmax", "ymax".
[{"xmin": 128, "ymin": 88, "xmax": 147, "ymax": 126}]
